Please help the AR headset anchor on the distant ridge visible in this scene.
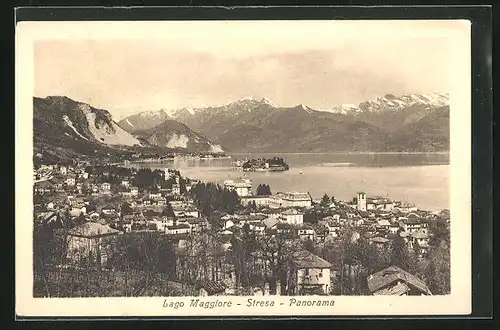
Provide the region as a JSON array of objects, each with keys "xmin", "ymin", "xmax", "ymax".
[{"xmin": 119, "ymin": 93, "xmax": 450, "ymax": 153}]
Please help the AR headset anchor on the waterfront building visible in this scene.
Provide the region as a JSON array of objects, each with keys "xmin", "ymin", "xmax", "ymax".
[
  {"xmin": 224, "ymin": 178, "xmax": 252, "ymax": 197},
  {"xmin": 269, "ymin": 192, "xmax": 312, "ymax": 208}
]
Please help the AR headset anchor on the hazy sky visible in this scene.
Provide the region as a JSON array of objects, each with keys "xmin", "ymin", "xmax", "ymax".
[{"xmin": 33, "ymin": 20, "xmax": 459, "ymax": 119}]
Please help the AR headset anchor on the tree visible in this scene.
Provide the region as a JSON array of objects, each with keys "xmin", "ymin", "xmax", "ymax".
[
  {"xmin": 321, "ymin": 193, "xmax": 330, "ymax": 207},
  {"xmin": 253, "ymin": 235, "xmax": 301, "ymax": 295},
  {"xmin": 265, "ymin": 184, "xmax": 272, "ymax": 195},
  {"xmin": 75, "ymin": 213, "xmax": 86, "ymax": 226},
  {"xmin": 247, "ymin": 201, "xmax": 257, "ymax": 212},
  {"xmin": 390, "ymin": 235, "xmax": 417, "ymax": 273},
  {"xmin": 425, "ymin": 240, "xmax": 450, "ymax": 294},
  {"xmin": 302, "ymin": 239, "xmax": 317, "ymax": 254},
  {"xmin": 162, "ymin": 202, "xmax": 176, "ymax": 219},
  {"xmin": 256, "ymin": 184, "xmax": 271, "ymax": 196},
  {"xmin": 121, "ymin": 202, "xmax": 133, "ymax": 215},
  {"xmin": 179, "ymin": 177, "xmax": 187, "ymax": 195},
  {"xmin": 438, "ymin": 209, "xmax": 450, "ymax": 221}
]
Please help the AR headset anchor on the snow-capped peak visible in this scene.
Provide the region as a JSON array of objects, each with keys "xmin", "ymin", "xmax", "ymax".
[
  {"xmin": 261, "ymin": 97, "xmax": 279, "ymax": 108},
  {"xmin": 324, "ymin": 92, "xmax": 449, "ymax": 115},
  {"xmin": 298, "ymin": 104, "xmax": 314, "ymax": 114},
  {"xmin": 139, "ymin": 110, "xmax": 163, "ymax": 118},
  {"xmin": 232, "ymin": 96, "xmax": 279, "ymax": 108}
]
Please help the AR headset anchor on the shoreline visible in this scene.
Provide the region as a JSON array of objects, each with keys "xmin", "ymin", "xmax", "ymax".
[{"xmin": 228, "ymin": 151, "xmax": 450, "ymax": 155}]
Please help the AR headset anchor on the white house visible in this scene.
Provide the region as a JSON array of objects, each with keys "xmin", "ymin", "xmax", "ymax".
[
  {"xmin": 156, "ymin": 197, "xmax": 167, "ymax": 206},
  {"xmin": 100, "ymin": 182, "xmax": 111, "ymax": 194},
  {"xmin": 389, "ymin": 223, "xmax": 400, "ymax": 234},
  {"xmin": 66, "ymin": 222, "xmax": 121, "ymax": 266},
  {"xmin": 223, "ymin": 219, "xmax": 235, "ymax": 230},
  {"xmin": 297, "ymin": 225, "xmax": 315, "ymax": 240},
  {"xmin": 172, "ymin": 183, "xmax": 181, "ymax": 195},
  {"xmin": 401, "ymin": 214, "xmax": 428, "ymax": 233},
  {"xmin": 377, "ymin": 219, "xmax": 391, "ymax": 231},
  {"xmin": 249, "ymin": 222, "xmax": 266, "ymax": 235},
  {"xmin": 279, "ymin": 208, "xmax": 304, "ymax": 225},
  {"xmin": 130, "ymin": 186, "xmax": 139, "ymax": 197},
  {"xmin": 149, "ymin": 192, "xmax": 162, "ymax": 200},
  {"xmin": 289, "ymin": 250, "xmax": 332, "ymax": 295},
  {"xmin": 166, "ymin": 223, "xmax": 191, "ymax": 235},
  {"xmin": 66, "ymin": 175, "xmax": 76, "ymax": 187},
  {"xmin": 325, "ymin": 223, "xmax": 340, "ymax": 238}
]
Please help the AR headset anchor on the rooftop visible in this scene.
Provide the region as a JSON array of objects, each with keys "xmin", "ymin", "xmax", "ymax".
[
  {"xmin": 367, "ymin": 266, "xmax": 432, "ymax": 295},
  {"xmin": 167, "ymin": 223, "xmax": 191, "ymax": 229},
  {"xmin": 281, "ymin": 192, "xmax": 311, "ymax": 201},
  {"xmin": 281, "ymin": 208, "xmax": 302, "ymax": 216},
  {"xmin": 370, "ymin": 237, "xmax": 390, "ymax": 244},
  {"xmin": 67, "ymin": 222, "xmax": 121, "ymax": 238},
  {"xmin": 195, "ymin": 281, "xmax": 227, "ymax": 295},
  {"xmin": 292, "ymin": 250, "xmax": 332, "ymax": 269},
  {"xmin": 373, "ymin": 282, "xmax": 410, "ymax": 296}
]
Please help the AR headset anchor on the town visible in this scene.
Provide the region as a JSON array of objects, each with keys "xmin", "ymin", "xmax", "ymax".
[{"xmin": 33, "ymin": 159, "xmax": 451, "ymax": 298}]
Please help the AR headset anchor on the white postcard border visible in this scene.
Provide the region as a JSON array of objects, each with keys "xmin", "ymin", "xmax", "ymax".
[{"xmin": 15, "ymin": 20, "xmax": 472, "ymax": 317}]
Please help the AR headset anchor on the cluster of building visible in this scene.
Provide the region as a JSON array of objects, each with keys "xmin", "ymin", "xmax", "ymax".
[{"xmin": 34, "ymin": 164, "xmax": 442, "ymax": 297}]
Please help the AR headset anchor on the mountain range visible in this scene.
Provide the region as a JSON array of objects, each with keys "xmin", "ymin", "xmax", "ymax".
[
  {"xmin": 118, "ymin": 93, "xmax": 450, "ymax": 153},
  {"xmin": 33, "ymin": 93, "xmax": 450, "ymax": 162}
]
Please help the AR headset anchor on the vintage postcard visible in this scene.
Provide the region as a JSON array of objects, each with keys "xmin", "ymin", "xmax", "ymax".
[{"xmin": 16, "ymin": 19, "xmax": 471, "ymax": 317}]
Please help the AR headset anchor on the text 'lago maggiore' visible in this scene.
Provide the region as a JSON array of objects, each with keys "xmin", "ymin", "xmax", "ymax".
[{"xmin": 163, "ymin": 298, "xmax": 336, "ymax": 309}]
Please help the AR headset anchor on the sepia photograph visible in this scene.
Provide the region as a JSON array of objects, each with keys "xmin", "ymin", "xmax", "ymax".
[{"xmin": 16, "ymin": 18, "xmax": 472, "ymax": 317}]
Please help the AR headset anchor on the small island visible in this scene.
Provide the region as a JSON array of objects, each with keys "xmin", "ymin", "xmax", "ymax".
[{"xmin": 240, "ymin": 157, "xmax": 290, "ymax": 172}]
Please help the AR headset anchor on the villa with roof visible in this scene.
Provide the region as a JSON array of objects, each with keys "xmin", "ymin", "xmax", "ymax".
[
  {"xmin": 287, "ymin": 250, "xmax": 332, "ymax": 295},
  {"xmin": 66, "ymin": 222, "xmax": 121, "ymax": 267}
]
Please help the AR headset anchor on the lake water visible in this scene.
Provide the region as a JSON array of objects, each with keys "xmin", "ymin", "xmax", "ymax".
[{"xmin": 130, "ymin": 153, "xmax": 450, "ymax": 212}]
